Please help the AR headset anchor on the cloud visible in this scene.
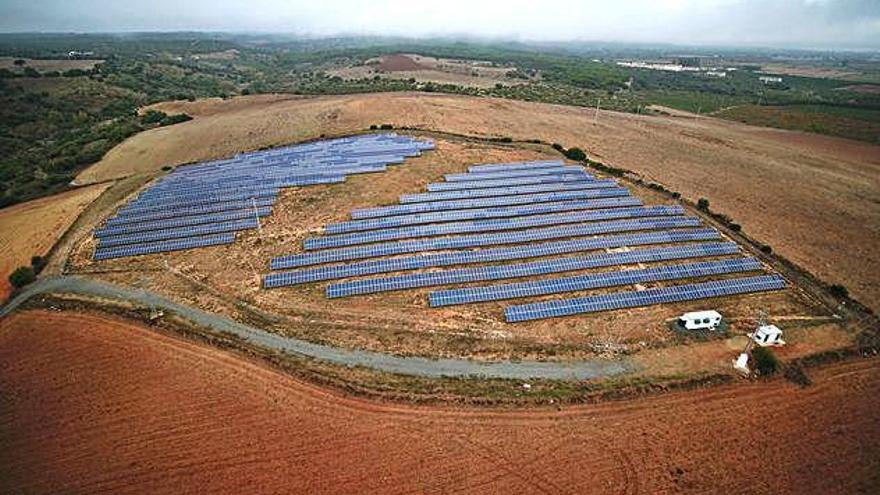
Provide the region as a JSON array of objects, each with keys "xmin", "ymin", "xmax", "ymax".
[{"xmin": 0, "ymin": 0, "xmax": 878, "ymax": 49}]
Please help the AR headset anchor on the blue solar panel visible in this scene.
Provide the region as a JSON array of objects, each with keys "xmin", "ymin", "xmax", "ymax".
[
  {"xmin": 400, "ymin": 180, "xmax": 618, "ymax": 203},
  {"xmin": 96, "ymin": 207, "xmax": 272, "ymax": 237},
  {"xmin": 445, "ymin": 166, "xmax": 589, "ymax": 182},
  {"xmin": 94, "ymin": 233, "xmax": 236, "ymax": 261},
  {"xmin": 325, "ymin": 242, "xmax": 739, "ymax": 297},
  {"xmin": 326, "ymin": 197, "xmax": 643, "ymax": 234},
  {"xmin": 273, "ymin": 217, "xmax": 704, "ymax": 268},
  {"xmin": 109, "ymin": 197, "xmax": 277, "ymax": 224},
  {"xmin": 97, "ymin": 218, "xmax": 259, "ymax": 248},
  {"xmin": 505, "ymin": 275, "xmax": 786, "ymax": 322},
  {"xmin": 351, "ymin": 188, "xmax": 631, "ymax": 219},
  {"xmin": 118, "ymin": 189, "xmax": 281, "ymax": 215},
  {"xmin": 468, "ymin": 160, "xmax": 564, "ymax": 172},
  {"xmin": 430, "ymin": 258, "xmax": 763, "ymax": 306},
  {"xmin": 305, "ymin": 206, "xmax": 685, "ymax": 250},
  {"xmin": 427, "ymin": 173, "xmax": 591, "ymax": 192},
  {"xmin": 265, "ymin": 229, "xmax": 722, "ymax": 287}
]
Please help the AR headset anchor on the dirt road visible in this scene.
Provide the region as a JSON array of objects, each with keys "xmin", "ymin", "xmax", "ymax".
[
  {"xmin": 2, "ymin": 310, "xmax": 878, "ymax": 494},
  {"xmin": 0, "ymin": 276, "xmax": 631, "ymax": 379}
]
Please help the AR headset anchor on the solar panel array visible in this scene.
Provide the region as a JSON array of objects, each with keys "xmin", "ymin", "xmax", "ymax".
[
  {"xmin": 265, "ymin": 160, "xmax": 784, "ymax": 321},
  {"xmin": 505, "ymin": 275, "xmax": 786, "ymax": 322},
  {"xmin": 92, "ymin": 133, "xmax": 434, "ymax": 260}
]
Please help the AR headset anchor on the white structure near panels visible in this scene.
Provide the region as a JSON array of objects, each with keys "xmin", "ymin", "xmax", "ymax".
[
  {"xmin": 92, "ymin": 133, "xmax": 435, "ymax": 260},
  {"xmin": 265, "ymin": 159, "xmax": 785, "ymax": 320}
]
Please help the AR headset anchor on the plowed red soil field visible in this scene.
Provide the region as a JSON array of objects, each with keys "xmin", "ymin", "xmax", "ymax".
[{"xmin": 2, "ymin": 310, "xmax": 878, "ymax": 494}]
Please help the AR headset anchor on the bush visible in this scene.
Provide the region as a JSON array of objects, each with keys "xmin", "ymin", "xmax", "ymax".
[
  {"xmin": 697, "ymin": 198, "xmax": 710, "ymax": 211},
  {"xmin": 140, "ymin": 110, "xmax": 167, "ymax": 125},
  {"xmin": 671, "ymin": 192, "xmax": 681, "ymax": 199},
  {"xmin": 161, "ymin": 165, "xmax": 173, "ymax": 171},
  {"xmin": 369, "ymin": 124, "xmax": 378, "ymax": 130},
  {"xmin": 829, "ymin": 284, "xmax": 849, "ymax": 299},
  {"xmin": 379, "ymin": 124, "xmax": 393, "ymax": 130},
  {"xmin": 9, "ymin": 266, "xmax": 36, "ymax": 289},
  {"xmin": 159, "ymin": 113, "xmax": 193, "ymax": 126},
  {"xmin": 752, "ymin": 347, "xmax": 779, "ymax": 376},
  {"xmin": 30, "ymin": 255, "xmax": 46, "ymax": 274},
  {"xmin": 783, "ymin": 364, "xmax": 811, "ymax": 387},
  {"xmin": 551, "ymin": 143, "xmax": 564, "ymax": 151},
  {"xmin": 563, "ymin": 147, "xmax": 587, "ymax": 161},
  {"xmin": 759, "ymin": 244, "xmax": 773, "ymax": 254}
]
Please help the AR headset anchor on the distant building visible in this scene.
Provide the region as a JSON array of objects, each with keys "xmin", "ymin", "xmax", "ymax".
[
  {"xmin": 67, "ymin": 50, "xmax": 95, "ymax": 59},
  {"xmin": 759, "ymin": 76, "xmax": 783, "ymax": 84}
]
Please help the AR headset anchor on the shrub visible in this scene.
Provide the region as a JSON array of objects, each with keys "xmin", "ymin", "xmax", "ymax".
[
  {"xmin": 697, "ymin": 198, "xmax": 710, "ymax": 211},
  {"xmin": 551, "ymin": 143, "xmax": 564, "ymax": 151},
  {"xmin": 9, "ymin": 266, "xmax": 36, "ymax": 289},
  {"xmin": 13, "ymin": 59, "xmax": 26, "ymax": 66},
  {"xmin": 564, "ymin": 147, "xmax": 587, "ymax": 161},
  {"xmin": 829, "ymin": 284, "xmax": 849, "ymax": 299},
  {"xmin": 783, "ymin": 364, "xmax": 811, "ymax": 387},
  {"xmin": 379, "ymin": 124, "xmax": 393, "ymax": 130},
  {"xmin": 23, "ymin": 67, "xmax": 41, "ymax": 78},
  {"xmin": 671, "ymin": 192, "xmax": 681, "ymax": 199},
  {"xmin": 759, "ymin": 244, "xmax": 773, "ymax": 254},
  {"xmin": 729, "ymin": 223, "xmax": 742, "ymax": 232},
  {"xmin": 159, "ymin": 113, "xmax": 193, "ymax": 126},
  {"xmin": 752, "ymin": 347, "xmax": 779, "ymax": 376},
  {"xmin": 30, "ymin": 255, "xmax": 46, "ymax": 273},
  {"xmin": 369, "ymin": 124, "xmax": 378, "ymax": 130},
  {"xmin": 140, "ymin": 109, "xmax": 167, "ymax": 125},
  {"xmin": 161, "ymin": 165, "xmax": 173, "ymax": 171}
]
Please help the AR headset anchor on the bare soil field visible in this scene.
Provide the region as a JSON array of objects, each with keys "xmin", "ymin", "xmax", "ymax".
[
  {"xmin": 66, "ymin": 137, "xmax": 838, "ymax": 368},
  {"xmin": 840, "ymin": 84, "xmax": 880, "ymax": 95},
  {"xmin": 329, "ymin": 53, "xmax": 519, "ymax": 88},
  {"xmin": 1, "ymin": 309, "xmax": 878, "ymax": 494},
  {"xmin": 77, "ymin": 92, "xmax": 880, "ymax": 311},
  {"xmin": 759, "ymin": 63, "xmax": 870, "ymax": 81},
  {"xmin": 0, "ymin": 56, "xmax": 102, "ymax": 72},
  {"xmin": 0, "ymin": 184, "xmax": 109, "ymax": 300}
]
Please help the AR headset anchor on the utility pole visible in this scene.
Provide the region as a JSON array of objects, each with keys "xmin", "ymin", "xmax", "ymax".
[
  {"xmin": 252, "ymin": 196, "xmax": 262, "ymax": 235},
  {"xmin": 593, "ymin": 98, "xmax": 601, "ymax": 125}
]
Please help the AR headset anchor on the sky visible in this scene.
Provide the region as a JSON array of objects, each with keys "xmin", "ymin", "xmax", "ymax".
[{"xmin": 1, "ymin": 0, "xmax": 879, "ymax": 50}]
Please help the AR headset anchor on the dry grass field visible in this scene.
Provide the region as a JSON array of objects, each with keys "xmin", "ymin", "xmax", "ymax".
[
  {"xmin": 0, "ymin": 56, "xmax": 102, "ymax": 72},
  {"xmin": 76, "ymin": 92, "xmax": 880, "ymax": 311},
  {"xmin": 0, "ymin": 183, "xmax": 109, "ymax": 300},
  {"xmin": 327, "ymin": 53, "xmax": 521, "ymax": 88},
  {"xmin": 1, "ymin": 310, "xmax": 878, "ymax": 494}
]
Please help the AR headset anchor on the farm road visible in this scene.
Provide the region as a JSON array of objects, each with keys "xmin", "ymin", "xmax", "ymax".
[{"xmin": 0, "ymin": 275, "xmax": 633, "ymax": 380}]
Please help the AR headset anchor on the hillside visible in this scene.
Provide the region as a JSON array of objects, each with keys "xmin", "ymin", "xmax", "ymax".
[{"xmin": 75, "ymin": 92, "xmax": 880, "ymax": 311}]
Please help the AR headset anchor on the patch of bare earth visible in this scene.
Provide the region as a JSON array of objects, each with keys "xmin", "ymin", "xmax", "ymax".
[{"xmin": 1, "ymin": 310, "xmax": 878, "ymax": 494}]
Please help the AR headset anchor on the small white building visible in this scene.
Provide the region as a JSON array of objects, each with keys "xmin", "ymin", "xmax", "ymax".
[
  {"xmin": 752, "ymin": 324, "xmax": 784, "ymax": 346},
  {"xmin": 678, "ymin": 310, "xmax": 723, "ymax": 331},
  {"xmin": 759, "ymin": 76, "xmax": 783, "ymax": 84}
]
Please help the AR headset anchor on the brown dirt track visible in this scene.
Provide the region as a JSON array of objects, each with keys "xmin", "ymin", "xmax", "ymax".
[
  {"xmin": 76, "ymin": 93, "xmax": 880, "ymax": 311},
  {"xmin": 2, "ymin": 309, "xmax": 879, "ymax": 494}
]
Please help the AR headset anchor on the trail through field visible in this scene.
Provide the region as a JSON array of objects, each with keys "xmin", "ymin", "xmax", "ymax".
[
  {"xmin": 1, "ymin": 310, "xmax": 878, "ymax": 494},
  {"xmin": 0, "ymin": 275, "xmax": 631, "ymax": 379}
]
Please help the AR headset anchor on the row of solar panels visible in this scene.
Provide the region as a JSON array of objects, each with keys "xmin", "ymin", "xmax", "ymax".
[
  {"xmin": 93, "ymin": 134, "xmax": 435, "ymax": 259},
  {"xmin": 264, "ymin": 159, "xmax": 784, "ymax": 320}
]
